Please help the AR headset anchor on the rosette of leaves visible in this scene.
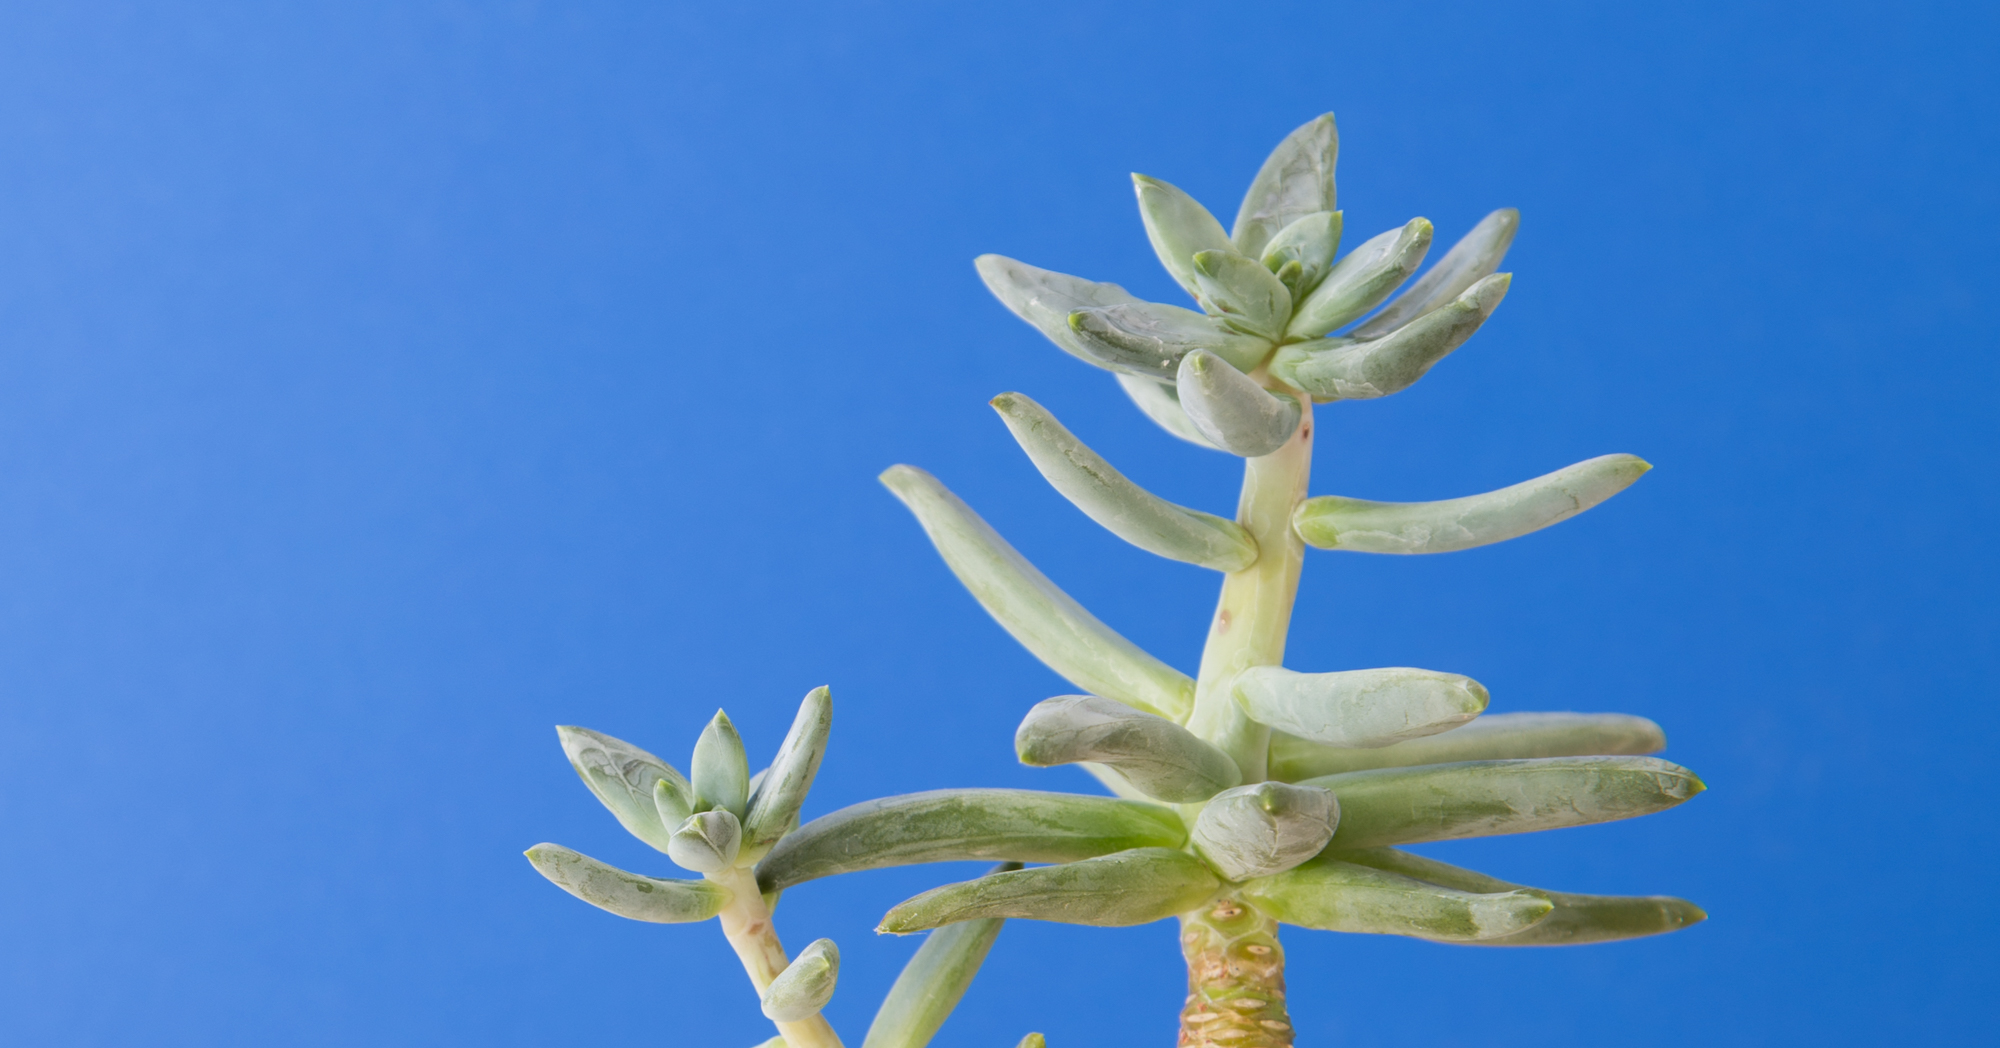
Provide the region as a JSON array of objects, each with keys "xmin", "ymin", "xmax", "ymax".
[{"xmin": 750, "ymin": 115, "xmax": 1704, "ymax": 1048}]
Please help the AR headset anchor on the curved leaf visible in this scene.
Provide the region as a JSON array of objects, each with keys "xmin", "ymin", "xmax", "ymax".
[
  {"xmin": 1015, "ymin": 694, "xmax": 1242, "ymax": 803},
  {"xmin": 666, "ymin": 809, "xmax": 742, "ymax": 874},
  {"xmin": 1240, "ymin": 854, "xmax": 1551, "ymax": 942},
  {"xmin": 1270, "ymin": 711, "xmax": 1667, "ymax": 780},
  {"xmin": 974, "ymin": 254, "xmax": 1142, "ymax": 369},
  {"xmin": 1066, "ymin": 302, "xmax": 1272, "ymax": 377},
  {"xmin": 557, "ymin": 726, "xmax": 690, "ymax": 853},
  {"xmin": 1232, "ymin": 666, "xmax": 1488, "ymax": 748},
  {"xmin": 1232, "ymin": 113, "xmax": 1338, "ymax": 258},
  {"xmin": 880, "ymin": 466, "xmax": 1195, "ymax": 719},
  {"xmin": 1284, "ymin": 218, "xmax": 1432, "ymax": 339},
  {"xmin": 1337, "ymin": 847, "xmax": 1706, "ymax": 946},
  {"xmin": 692, "ymin": 709, "xmax": 750, "ymax": 817},
  {"xmin": 1352, "ymin": 208, "xmax": 1519, "ymax": 338},
  {"xmin": 863, "ymin": 864, "xmax": 1020, "ymax": 1048},
  {"xmin": 1133, "ymin": 174, "xmax": 1236, "ymax": 300},
  {"xmin": 879, "ymin": 848, "xmax": 1220, "ymax": 933},
  {"xmin": 1176, "ymin": 350, "xmax": 1302, "ymax": 458},
  {"xmin": 1293, "ymin": 453, "xmax": 1651, "ymax": 553},
  {"xmin": 762, "ymin": 938, "xmax": 839, "ymax": 1022},
  {"xmin": 1114, "ymin": 373, "xmax": 1223, "ymax": 451},
  {"xmin": 742, "ymin": 686, "xmax": 833, "ymax": 857},
  {"xmin": 1260, "ymin": 210, "xmax": 1342, "ymax": 299},
  {"xmin": 1191, "ymin": 250, "xmax": 1292, "ymax": 341},
  {"xmin": 1190, "ymin": 781, "xmax": 1339, "ymax": 881},
  {"xmin": 1272, "ymin": 272, "xmax": 1509, "ymax": 402},
  {"xmin": 756, "ymin": 788, "xmax": 1187, "ymax": 892},
  {"xmin": 1303, "ymin": 756, "xmax": 1705, "ymax": 849},
  {"xmin": 525, "ymin": 843, "xmax": 730, "ymax": 923}
]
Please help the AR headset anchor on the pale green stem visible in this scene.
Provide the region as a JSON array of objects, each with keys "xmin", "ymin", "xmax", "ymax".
[
  {"xmin": 1185, "ymin": 396, "xmax": 1314, "ymax": 781},
  {"xmin": 709, "ymin": 865, "xmax": 846, "ymax": 1048}
]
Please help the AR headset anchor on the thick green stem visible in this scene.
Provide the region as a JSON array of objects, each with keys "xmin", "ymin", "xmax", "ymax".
[
  {"xmin": 1178, "ymin": 895, "xmax": 1293, "ymax": 1048},
  {"xmin": 710, "ymin": 865, "xmax": 845, "ymax": 1048},
  {"xmin": 1185, "ymin": 397, "xmax": 1313, "ymax": 781}
]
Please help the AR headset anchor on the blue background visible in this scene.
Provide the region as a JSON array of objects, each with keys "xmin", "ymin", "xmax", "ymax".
[{"xmin": 2, "ymin": 2, "xmax": 1993, "ymax": 1045}]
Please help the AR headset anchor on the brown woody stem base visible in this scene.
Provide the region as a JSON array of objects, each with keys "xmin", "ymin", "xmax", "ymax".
[{"xmin": 1178, "ymin": 895, "xmax": 1293, "ymax": 1048}]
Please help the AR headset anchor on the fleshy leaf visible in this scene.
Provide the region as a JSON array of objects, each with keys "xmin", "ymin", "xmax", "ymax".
[
  {"xmin": 990, "ymin": 393, "xmax": 1256, "ymax": 572},
  {"xmin": 1284, "ymin": 219, "xmax": 1432, "ymax": 339},
  {"xmin": 1337, "ymin": 847, "xmax": 1706, "ymax": 946},
  {"xmin": 1240, "ymin": 853, "xmax": 1552, "ymax": 942},
  {"xmin": 1270, "ymin": 711, "xmax": 1667, "ymax": 780},
  {"xmin": 1260, "ymin": 210, "xmax": 1342, "ymax": 299},
  {"xmin": 879, "ymin": 848, "xmax": 1220, "ymax": 933},
  {"xmin": 762, "ymin": 937, "xmax": 839, "ymax": 1022},
  {"xmin": 1351, "ymin": 208, "xmax": 1519, "ymax": 338},
  {"xmin": 863, "ymin": 864, "xmax": 1020, "ymax": 1048},
  {"xmin": 974, "ymin": 254, "xmax": 1142, "ymax": 369},
  {"xmin": 1015, "ymin": 695, "xmax": 1242, "ymax": 803},
  {"xmin": 1114, "ymin": 374, "xmax": 1223, "ymax": 451},
  {"xmin": 1133, "ymin": 175, "xmax": 1237, "ymax": 301},
  {"xmin": 556, "ymin": 726, "xmax": 691, "ymax": 853},
  {"xmin": 692, "ymin": 709, "xmax": 751, "ymax": 817},
  {"xmin": 666, "ymin": 809, "xmax": 742, "ymax": 874},
  {"xmin": 1176, "ymin": 350, "xmax": 1302, "ymax": 459},
  {"xmin": 1232, "ymin": 113, "xmax": 1338, "ymax": 258},
  {"xmin": 742, "ymin": 686, "xmax": 833, "ymax": 858},
  {"xmin": 1232, "ymin": 666, "xmax": 1488, "ymax": 748},
  {"xmin": 524, "ymin": 843, "xmax": 731, "ymax": 923},
  {"xmin": 1272, "ymin": 272, "xmax": 1510, "ymax": 402},
  {"xmin": 879, "ymin": 465, "xmax": 1195, "ymax": 719},
  {"xmin": 756, "ymin": 788, "xmax": 1187, "ymax": 893},
  {"xmin": 1190, "ymin": 781, "xmax": 1339, "ymax": 881},
  {"xmin": 1292, "ymin": 453, "xmax": 1651, "ymax": 553},
  {"xmin": 1303, "ymin": 756, "xmax": 1705, "ymax": 850},
  {"xmin": 1066, "ymin": 302, "xmax": 1272, "ymax": 377},
  {"xmin": 1191, "ymin": 250, "xmax": 1292, "ymax": 341},
  {"xmin": 1016, "ymin": 1036, "xmax": 1046, "ymax": 1048}
]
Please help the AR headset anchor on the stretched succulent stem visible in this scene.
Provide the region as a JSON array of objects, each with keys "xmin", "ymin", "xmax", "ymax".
[
  {"xmin": 709, "ymin": 865, "xmax": 847, "ymax": 1048},
  {"xmin": 1178, "ymin": 894, "xmax": 1292, "ymax": 1048},
  {"xmin": 1185, "ymin": 394, "xmax": 1314, "ymax": 781}
]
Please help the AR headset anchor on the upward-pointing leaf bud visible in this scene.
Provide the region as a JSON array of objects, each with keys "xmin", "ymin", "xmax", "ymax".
[{"xmin": 692, "ymin": 709, "xmax": 750, "ymax": 817}]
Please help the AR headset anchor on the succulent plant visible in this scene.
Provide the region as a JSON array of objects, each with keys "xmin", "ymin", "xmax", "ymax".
[{"xmin": 527, "ymin": 113, "xmax": 1704, "ymax": 1048}]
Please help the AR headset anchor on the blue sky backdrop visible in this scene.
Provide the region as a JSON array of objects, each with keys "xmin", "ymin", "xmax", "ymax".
[{"xmin": 1, "ymin": 2, "xmax": 1994, "ymax": 1045}]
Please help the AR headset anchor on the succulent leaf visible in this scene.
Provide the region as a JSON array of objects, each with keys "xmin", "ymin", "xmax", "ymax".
[
  {"xmin": 1176, "ymin": 350, "xmax": 1302, "ymax": 458},
  {"xmin": 761, "ymin": 938, "xmax": 840, "ymax": 1022},
  {"xmin": 692, "ymin": 709, "xmax": 751, "ymax": 817},
  {"xmin": 1292, "ymin": 452, "xmax": 1651, "ymax": 554},
  {"xmin": 1337, "ymin": 847, "xmax": 1706, "ymax": 946},
  {"xmin": 1352, "ymin": 208, "xmax": 1519, "ymax": 338},
  {"xmin": 1239, "ymin": 853, "xmax": 1552, "ymax": 941},
  {"xmin": 974, "ymin": 254, "xmax": 1143, "ymax": 369},
  {"xmin": 742, "ymin": 687, "xmax": 833, "ymax": 857},
  {"xmin": 1016, "ymin": 1036, "xmax": 1047, "ymax": 1048},
  {"xmin": 1232, "ymin": 113, "xmax": 1338, "ymax": 259},
  {"xmin": 1269, "ymin": 711, "xmax": 1667, "ymax": 780},
  {"xmin": 1284, "ymin": 218, "xmax": 1432, "ymax": 338},
  {"xmin": 879, "ymin": 465, "xmax": 1196, "ymax": 719},
  {"xmin": 1114, "ymin": 374, "xmax": 1223, "ymax": 451},
  {"xmin": 756, "ymin": 788, "xmax": 1187, "ymax": 893},
  {"xmin": 1259, "ymin": 210, "xmax": 1342, "ymax": 299},
  {"xmin": 1133, "ymin": 174, "xmax": 1238, "ymax": 301},
  {"xmin": 1190, "ymin": 781, "xmax": 1340, "ymax": 881},
  {"xmin": 1015, "ymin": 695, "xmax": 1242, "ymax": 803},
  {"xmin": 1304, "ymin": 756, "xmax": 1704, "ymax": 850},
  {"xmin": 863, "ymin": 864, "xmax": 1020, "ymax": 1048},
  {"xmin": 524, "ymin": 843, "xmax": 731, "ymax": 923},
  {"xmin": 990, "ymin": 393, "xmax": 1256, "ymax": 572},
  {"xmin": 879, "ymin": 847, "xmax": 1221, "ymax": 933},
  {"xmin": 1066, "ymin": 302, "xmax": 1273, "ymax": 378},
  {"xmin": 1191, "ymin": 250, "xmax": 1293, "ymax": 340},
  {"xmin": 667, "ymin": 809, "xmax": 743, "ymax": 874},
  {"xmin": 1232, "ymin": 666, "xmax": 1488, "ymax": 748},
  {"xmin": 1272, "ymin": 272, "xmax": 1510, "ymax": 401},
  {"xmin": 556, "ymin": 725, "xmax": 692, "ymax": 853}
]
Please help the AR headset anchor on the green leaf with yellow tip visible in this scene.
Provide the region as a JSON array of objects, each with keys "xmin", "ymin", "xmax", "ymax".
[
  {"xmin": 864, "ymin": 864, "xmax": 1020, "ymax": 1048},
  {"xmin": 1284, "ymin": 218, "xmax": 1432, "ymax": 338},
  {"xmin": 879, "ymin": 465, "xmax": 1195, "ymax": 719},
  {"xmin": 1015, "ymin": 695, "xmax": 1242, "ymax": 803},
  {"xmin": 1303, "ymin": 756, "xmax": 1705, "ymax": 850},
  {"xmin": 1352, "ymin": 208, "xmax": 1518, "ymax": 338},
  {"xmin": 990, "ymin": 393, "xmax": 1256, "ymax": 571},
  {"xmin": 1272, "ymin": 272, "xmax": 1509, "ymax": 402},
  {"xmin": 1133, "ymin": 174, "xmax": 1237, "ymax": 301},
  {"xmin": 761, "ymin": 937, "xmax": 839, "ymax": 1022},
  {"xmin": 974, "ymin": 254, "xmax": 1143, "ymax": 369},
  {"xmin": 1232, "ymin": 113, "xmax": 1338, "ymax": 258},
  {"xmin": 1292, "ymin": 453, "xmax": 1651, "ymax": 554},
  {"xmin": 1190, "ymin": 781, "xmax": 1339, "ymax": 881},
  {"xmin": 1176, "ymin": 350, "xmax": 1301, "ymax": 459},
  {"xmin": 879, "ymin": 847, "xmax": 1220, "ymax": 933},
  {"xmin": 1016, "ymin": 1035, "xmax": 1047, "ymax": 1048},
  {"xmin": 1114, "ymin": 373, "xmax": 1222, "ymax": 451},
  {"xmin": 1269, "ymin": 711, "xmax": 1667, "ymax": 780},
  {"xmin": 524, "ymin": 843, "xmax": 730, "ymax": 923},
  {"xmin": 1335, "ymin": 847, "xmax": 1707, "ymax": 946},
  {"xmin": 1239, "ymin": 853, "xmax": 1552, "ymax": 941},
  {"xmin": 1191, "ymin": 250, "xmax": 1292, "ymax": 341},
  {"xmin": 757, "ymin": 788, "xmax": 1187, "ymax": 893},
  {"xmin": 742, "ymin": 686, "xmax": 832, "ymax": 856},
  {"xmin": 692, "ymin": 709, "xmax": 750, "ymax": 817},
  {"xmin": 1065, "ymin": 302, "xmax": 1273, "ymax": 378},
  {"xmin": 556, "ymin": 725, "xmax": 691, "ymax": 853},
  {"xmin": 1259, "ymin": 210, "xmax": 1342, "ymax": 299},
  {"xmin": 1232, "ymin": 666, "xmax": 1488, "ymax": 748}
]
